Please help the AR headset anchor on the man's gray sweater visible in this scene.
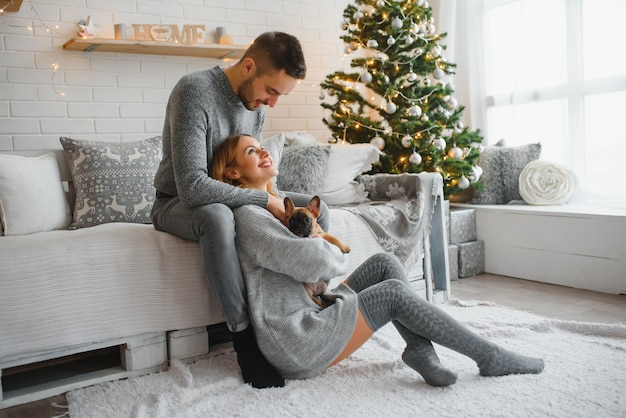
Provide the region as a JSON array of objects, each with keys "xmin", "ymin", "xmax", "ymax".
[
  {"xmin": 154, "ymin": 66, "xmax": 268, "ymax": 209},
  {"xmin": 234, "ymin": 205, "xmax": 358, "ymax": 379}
]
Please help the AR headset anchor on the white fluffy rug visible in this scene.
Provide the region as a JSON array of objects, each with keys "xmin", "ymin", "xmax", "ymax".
[{"xmin": 66, "ymin": 300, "xmax": 626, "ymax": 418}]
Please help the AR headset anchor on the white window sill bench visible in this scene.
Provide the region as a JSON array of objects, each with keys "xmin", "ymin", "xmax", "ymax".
[{"xmin": 451, "ymin": 203, "xmax": 626, "ymax": 295}]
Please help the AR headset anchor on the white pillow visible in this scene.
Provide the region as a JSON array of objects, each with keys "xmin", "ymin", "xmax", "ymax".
[
  {"xmin": 322, "ymin": 143, "xmax": 381, "ymax": 193},
  {"xmin": 284, "ymin": 131, "xmax": 318, "ymax": 146},
  {"xmin": 320, "ymin": 181, "xmax": 369, "ymax": 206},
  {"xmin": 518, "ymin": 159, "xmax": 575, "ymax": 205},
  {"xmin": 0, "ymin": 152, "xmax": 71, "ymax": 236}
]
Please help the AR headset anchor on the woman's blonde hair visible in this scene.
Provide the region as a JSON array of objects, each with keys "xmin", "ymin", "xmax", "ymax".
[{"xmin": 211, "ymin": 134, "xmax": 278, "ymax": 196}]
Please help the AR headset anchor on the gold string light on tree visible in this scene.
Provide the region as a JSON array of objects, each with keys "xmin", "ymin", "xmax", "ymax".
[{"xmin": 320, "ymin": 0, "xmax": 484, "ymax": 198}]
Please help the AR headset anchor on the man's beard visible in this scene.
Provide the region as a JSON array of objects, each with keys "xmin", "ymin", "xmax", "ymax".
[{"xmin": 238, "ymin": 77, "xmax": 258, "ymax": 110}]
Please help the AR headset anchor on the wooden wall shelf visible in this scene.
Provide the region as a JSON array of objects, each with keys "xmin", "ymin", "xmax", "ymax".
[
  {"xmin": 3, "ymin": 0, "xmax": 23, "ymax": 13},
  {"xmin": 63, "ymin": 38, "xmax": 246, "ymax": 59}
]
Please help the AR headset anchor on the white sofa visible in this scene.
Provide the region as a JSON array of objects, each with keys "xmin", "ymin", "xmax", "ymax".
[{"xmin": 0, "ymin": 145, "xmax": 450, "ymax": 409}]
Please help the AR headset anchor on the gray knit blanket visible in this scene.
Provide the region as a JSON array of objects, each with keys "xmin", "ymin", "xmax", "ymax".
[{"xmin": 337, "ymin": 172, "xmax": 443, "ymax": 271}]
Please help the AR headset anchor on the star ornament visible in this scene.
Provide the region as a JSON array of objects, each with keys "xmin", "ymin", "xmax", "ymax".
[{"xmin": 77, "ymin": 16, "xmax": 99, "ymax": 38}]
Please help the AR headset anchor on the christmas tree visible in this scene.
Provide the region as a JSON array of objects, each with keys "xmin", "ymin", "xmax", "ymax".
[{"xmin": 320, "ymin": 0, "xmax": 483, "ymax": 198}]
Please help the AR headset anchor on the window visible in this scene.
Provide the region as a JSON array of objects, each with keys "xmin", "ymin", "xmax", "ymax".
[{"xmin": 482, "ymin": 0, "xmax": 626, "ymax": 199}]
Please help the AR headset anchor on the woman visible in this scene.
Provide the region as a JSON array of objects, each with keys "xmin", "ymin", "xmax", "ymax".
[{"xmin": 211, "ymin": 134, "xmax": 544, "ymax": 386}]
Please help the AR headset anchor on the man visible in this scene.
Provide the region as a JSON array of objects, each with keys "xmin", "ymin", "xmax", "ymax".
[{"xmin": 151, "ymin": 32, "xmax": 327, "ymax": 388}]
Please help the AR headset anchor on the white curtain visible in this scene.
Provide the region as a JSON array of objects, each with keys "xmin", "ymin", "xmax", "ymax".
[{"xmin": 431, "ymin": 0, "xmax": 487, "ymax": 136}]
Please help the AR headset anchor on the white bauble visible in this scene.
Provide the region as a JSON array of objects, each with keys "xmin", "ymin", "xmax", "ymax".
[
  {"xmin": 370, "ymin": 136, "xmax": 385, "ymax": 150},
  {"xmin": 409, "ymin": 105, "xmax": 422, "ymax": 117},
  {"xmin": 405, "ymin": 35, "xmax": 414, "ymax": 45},
  {"xmin": 432, "ymin": 137, "xmax": 446, "ymax": 150},
  {"xmin": 447, "ymin": 97, "xmax": 458, "ymax": 109},
  {"xmin": 354, "ymin": 11, "xmax": 364, "ymax": 19},
  {"xmin": 387, "ymin": 36, "xmax": 396, "ymax": 45},
  {"xmin": 447, "ymin": 146, "xmax": 463, "ymax": 159},
  {"xmin": 392, "ymin": 17, "xmax": 403, "ymax": 29},
  {"xmin": 469, "ymin": 166, "xmax": 482, "ymax": 182},
  {"xmin": 457, "ymin": 176, "xmax": 470, "ymax": 190},
  {"xmin": 386, "ymin": 102, "xmax": 397, "ymax": 114},
  {"xmin": 431, "ymin": 45, "xmax": 442, "ymax": 57},
  {"xmin": 409, "ymin": 152, "xmax": 423, "ymax": 165},
  {"xmin": 433, "ymin": 68, "xmax": 444, "ymax": 79},
  {"xmin": 361, "ymin": 72, "xmax": 373, "ymax": 83},
  {"xmin": 401, "ymin": 135, "xmax": 412, "ymax": 148},
  {"xmin": 367, "ymin": 39, "xmax": 379, "ymax": 48},
  {"xmin": 407, "ymin": 72, "xmax": 418, "ymax": 82}
]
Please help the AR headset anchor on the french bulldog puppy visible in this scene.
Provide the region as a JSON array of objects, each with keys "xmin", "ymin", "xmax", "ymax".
[
  {"xmin": 284, "ymin": 196, "xmax": 350, "ymax": 253},
  {"xmin": 284, "ymin": 196, "xmax": 351, "ymax": 307}
]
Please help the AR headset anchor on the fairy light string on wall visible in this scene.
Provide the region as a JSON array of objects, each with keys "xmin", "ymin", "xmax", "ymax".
[{"xmin": 2, "ymin": 0, "xmax": 66, "ymax": 95}]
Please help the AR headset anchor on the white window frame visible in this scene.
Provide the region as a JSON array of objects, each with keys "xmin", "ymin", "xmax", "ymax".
[{"xmin": 482, "ymin": 0, "xmax": 626, "ymax": 197}]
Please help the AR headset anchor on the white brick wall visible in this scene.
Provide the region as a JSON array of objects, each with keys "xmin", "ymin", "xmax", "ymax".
[{"xmin": 0, "ymin": 0, "xmax": 351, "ymax": 153}]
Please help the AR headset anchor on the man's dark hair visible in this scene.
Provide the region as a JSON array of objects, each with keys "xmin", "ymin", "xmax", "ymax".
[{"xmin": 242, "ymin": 32, "xmax": 306, "ymax": 80}]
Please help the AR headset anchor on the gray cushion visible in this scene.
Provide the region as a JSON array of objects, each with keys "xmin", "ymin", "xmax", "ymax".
[
  {"xmin": 277, "ymin": 145, "xmax": 331, "ymax": 195},
  {"xmin": 60, "ymin": 136, "xmax": 162, "ymax": 229},
  {"xmin": 471, "ymin": 142, "xmax": 542, "ymax": 204}
]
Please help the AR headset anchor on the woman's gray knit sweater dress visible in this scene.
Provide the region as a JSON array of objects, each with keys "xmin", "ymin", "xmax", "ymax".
[{"xmin": 234, "ymin": 205, "xmax": 358, "ymax": 379}]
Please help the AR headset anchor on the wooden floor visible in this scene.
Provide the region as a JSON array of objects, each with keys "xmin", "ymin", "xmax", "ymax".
[{"xmin": 2, "ymin": 273, "xmax": 624, "ymax": 417}]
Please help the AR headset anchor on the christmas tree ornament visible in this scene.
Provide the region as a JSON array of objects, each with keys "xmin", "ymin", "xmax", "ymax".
[
  {"xmin": 377, "ymin": 0, "xmax": 385, "ymax": 7},
  {"xmin": 432, "ymin": 137, "xmax": 446, "ymax": 150},
  {"xmin": 354, "ymin": 11, "xmax": 364, "ymax": 19},
  {"xmin": 409, "ymin": 104, "xmax": 422, "ymax": 117},
  {"xmin": 387, "ymin": 36, "xmax": 396, "ymax": 45},
  {"xmin": 431, "ymin": 45, "xmax": 442, "ymax": 57},
  {"xmin": 319, "ymin": 93, "xmax": 325, "ymax": 100},
  {"xmin": 407, "ymin": 72, "xmax": 418, "ymax": 82},
  {"xmin": 457, "ymin": 176, "xmax": 470, "ymax": 190},
  {"xmin": 392, "ymin": 16, "xmax": 403, "ymax": 29},
  {"xmin": 447, "ymin": 146, "xmax": 463, "ymax": 159},
  {"xmin": 361, "ymin": 71, "xmax": 373, "ymax": 83},
  {"xmin": 469, "ymin": 166, "xmax": 482, "ymax": 182},
  {"xmin": 385, "ymin": 102, "xmax": 397, "ymax": 114},
  {"xmin": 405, "ymin": 34, "xmax": 414, "ymax": 45},
  {"xmin": 370, "ymin": 136, "xmax": 385, "ymax": 150},
  {"xmin": 401, "ymin": 135, "xmax": 412, "ymax": 148},
  {"xmin": 367, "ymin": 39, "xmax": 378, "ymax": 48},
  {"xmin": 409, "ymin": 151, "xmax": 423, "ymax": 165},
  {"xmin": 447, "ymin": 97, "xmax": 458, "ymax": 109},
  {"xmin": 433, "ymin": 68, "xmax": 444, "ymax": 79}
]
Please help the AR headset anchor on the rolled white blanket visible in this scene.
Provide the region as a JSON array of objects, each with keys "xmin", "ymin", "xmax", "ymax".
[{"xmin": 518, "ymin": 160, "xmax": 575, "ymax": 205}]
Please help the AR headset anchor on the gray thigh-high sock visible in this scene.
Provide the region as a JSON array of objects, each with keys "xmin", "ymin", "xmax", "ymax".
[
  {"xmin": 358, "ymin": 279, "xmax": 544, "ymax": 384},
  {"xmin": 347, "ymin": 254, "xmax": 457, "ymax": 386}
]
